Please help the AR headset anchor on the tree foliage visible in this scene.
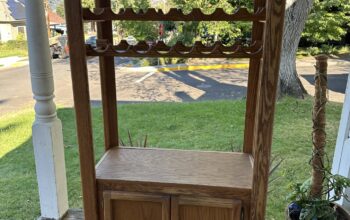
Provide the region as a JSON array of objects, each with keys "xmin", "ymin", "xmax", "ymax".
[
  {"xmin": 81, "ymin": 0, "xmax": 95, "ymax": 8},
  {"xmin": 303, "ymin": 0, "xmax": 350, "ymax": 44},
  {"xmin": 169, "ymin": 0, "xmax": 250, "ymax": 45},
  {"xmin": 114, "ymin": 0, "xmax": 158, "ymax": 40},
  {"xmin": 55, "ymin": 2, "xmax": 65, "ymax": 18},
  {"xmin": 51, "ymin": 0, "xmax": 89, "ymax": 19}
]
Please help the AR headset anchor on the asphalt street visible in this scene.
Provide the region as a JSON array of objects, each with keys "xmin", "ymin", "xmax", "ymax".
[{"xmin": 0, "ymin": 58, "xmax": 348, "ymax": 115}]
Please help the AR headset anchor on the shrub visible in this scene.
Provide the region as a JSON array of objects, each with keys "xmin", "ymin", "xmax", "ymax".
[{"xmin": 0, "ymin": 40, "xmax": 28, "ymax": 58}]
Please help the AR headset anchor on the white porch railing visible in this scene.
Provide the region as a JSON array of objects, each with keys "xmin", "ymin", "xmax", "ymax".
[{"xmin": 25, "ymin": 0, "xmax": 69, "ymax": 218}]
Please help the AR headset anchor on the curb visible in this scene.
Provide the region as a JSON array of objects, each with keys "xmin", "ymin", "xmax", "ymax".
[
  {"xmin": 120, "ymin": 59, "xmax": 349, "ymax": 73},
  {"xmin": 118, "ymin": 63, "xmax": 249, "ymax": 73},
  {"xmin": 296, "ymin": 59, "xmax": 350, "ymax": 67},
  {"xmin": 0, "ymin": 57, "xmax": 29, "ymax": 71},
  {"xmin": 158, "ymin": 63, "xmax": 249, "ymax": 72},
  {"xmin": 0, "ymin": 61, "xmax": 29, "ymax": 71}
]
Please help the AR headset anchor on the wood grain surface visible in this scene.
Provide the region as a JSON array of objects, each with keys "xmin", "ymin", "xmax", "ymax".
[
  {"xmin": 64, "ymin": 0, "xmax": 99, "ymax": 219},
  {"xmin": 96, "ymin": 147, "xmax": 253, "ymax": 190},
  {"xmin": 171, "ymin": 196, "xmax": 242, "ymax": 220},
  {"xmin": 250, "ymin": 0, "xmax": 286, "ymax": 219},
  {"xmin": 86, "ymin": 40, "xmax": 263, "ymax": 58},
  {"xmin": 103, "ymin": 191, "xmax": 170, "ymax": 220},
  {"xmin": 83, "ymin": 7, "xmax": 266, "ymax": 22},
  {"xmin": 243, "ymin": 0, "xmax": 266, "ymax": 155},
  {"xmin": 95, "ymin": 0, "xmax": 119, "ymax": 151}
]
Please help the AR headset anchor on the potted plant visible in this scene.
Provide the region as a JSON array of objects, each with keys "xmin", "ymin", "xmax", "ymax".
[{"xmin": 286, "ymin": 55, "xmax": 350, "ymax": 220}]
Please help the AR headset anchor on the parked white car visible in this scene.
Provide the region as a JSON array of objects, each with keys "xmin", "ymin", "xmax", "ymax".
[{"xmin": 124, "ymin": 36, "xmax": 138, "ymax": 45}]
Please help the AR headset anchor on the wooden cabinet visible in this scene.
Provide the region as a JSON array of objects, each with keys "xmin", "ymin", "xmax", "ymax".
[
  {"xmin": 97, "ymin": 148, "xmax": 250, "ymax": 220},
  {"xmin": 65, "ymin": 0, "xmax": 286, "ymax": 220},
  {"xmin": 171, "ymin": 196, "xmax": 242, "ymax": 220},
  {"xmin": 102, "ymin": 191, "xmax": 242, "ymax": 220},
  {"xmin": 103, "ymin": 191, "xmax": 170, "ymax": 220},
  {"xmin": 65, "ymin": 0, "xmax": 286, "ymax": 218}
]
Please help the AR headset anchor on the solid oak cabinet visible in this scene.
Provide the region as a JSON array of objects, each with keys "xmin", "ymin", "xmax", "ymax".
[
  {"xmin": 102, "ymin": 191, "xmax": 242, "ymax": 220},
  {"xmin": 96, "ymin": 147, "xmax": 252, "ymax": 220},
  {"xmin": 64, "ymin": 0, "xmax": 286, "ymax": 218}
]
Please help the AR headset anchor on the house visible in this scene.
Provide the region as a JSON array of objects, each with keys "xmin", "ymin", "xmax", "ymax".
[
  {"xmin": 0, "ymin": 0, "xmax": 26, "ymax": 42},
  {"xmin": 0, "ymin": 0, "xmax": 65, "ymax": 42}
]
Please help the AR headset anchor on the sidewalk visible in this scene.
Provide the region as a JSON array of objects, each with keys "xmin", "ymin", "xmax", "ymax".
[
  {"xmin": 1, "ymin": 55, "xmax": 348, "ymax": 72},
  {"xmin": 0, "ymin": 56, "xmax": 28, "ymax": 70},
  {"xmin": 296, "ymin": 55, "xmax": 349, "ymax": 103},
  {"xmin": 296, "ymin": 55, "xmax": 350, "ymax": 67}
]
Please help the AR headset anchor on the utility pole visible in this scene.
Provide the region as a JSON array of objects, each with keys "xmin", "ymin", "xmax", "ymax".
[{"xmin": 44, "ymin": 0, "xmax": 51, "ymax": 37}]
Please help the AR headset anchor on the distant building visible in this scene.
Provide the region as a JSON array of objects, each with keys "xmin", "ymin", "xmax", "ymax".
[{"xmin": 0, "ymin": 0, "xmax": 65, "ymax": 42}]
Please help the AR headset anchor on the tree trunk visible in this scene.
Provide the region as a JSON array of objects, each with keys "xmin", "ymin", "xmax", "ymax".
[{"xmin": 279, "ymin": 0, "xmax": 313, "ymax": 98}]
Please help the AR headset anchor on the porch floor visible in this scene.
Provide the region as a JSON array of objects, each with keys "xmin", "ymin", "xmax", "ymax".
[{"xmin": 63, "ymin": 209, "xmax": 83, "ymax": 220}]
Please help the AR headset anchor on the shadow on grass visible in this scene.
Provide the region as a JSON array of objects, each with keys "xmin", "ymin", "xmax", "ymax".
[
  {"xmin": 0, "ymin": 108, "xmax": 104, "ymax": 219},
  {"xmin": 0, "ymin": 134, "xmax": 39, "ymax": 219},
  {"xmin": 0, "ymin": 98, "xmax": 343, "ymax": 219},
  {"xmin": 0, "ymin": 122, "xmax": 19, "ymax": 132},
  {"xmin": 0, "ymin": 102, "xmax": 245, "ymax": 219}
]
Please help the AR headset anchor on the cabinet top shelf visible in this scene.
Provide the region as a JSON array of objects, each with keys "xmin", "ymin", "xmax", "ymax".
[{"xmin": 96, "ymin": 147, "xmax": 253, "ymax": 196}]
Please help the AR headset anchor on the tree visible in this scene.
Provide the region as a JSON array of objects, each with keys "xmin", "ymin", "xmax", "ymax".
[
  {"xmin": 279, "ymin": 0, "xmax": 350, "ymax": 97},
  {"xmin": 303, "ymin": 0, "xmax": 350, "ymax": 44},
  {"xmin": 81, "ymin": 0, "xmax": 94, "ymax": 8},
  {"xmin": 278, "ymin": 0, "xmax": 314, "ymax": 98},
  {"xmin": 81, "ymin": 0, "xmax": 96, "ymax": 32},
  {"xmin": 170, "ymin": 0, "xmax": 249, "ymax": 45},
  {"xmin": 115, "ymin": 0, "xmax": 158, "ymax": 40},
  {"xmin": 168, "ymin": 0, "xmax": 312, "ymax": 97},
  {"xmin": 56, "ymin": 2, "xmax": 65, "ymax": 18}
]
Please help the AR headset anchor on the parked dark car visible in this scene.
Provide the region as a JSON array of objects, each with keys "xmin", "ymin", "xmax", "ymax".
[{"xmin": 85, "ymin": 36, "xmax": 97, "ymax": 48}]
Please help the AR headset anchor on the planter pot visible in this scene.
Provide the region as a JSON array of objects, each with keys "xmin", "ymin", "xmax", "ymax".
[
  {"xmin": 333, "ymin": 203, "xmax": 350, "ymax": 220},
  {"xmin": 286, "ymin": 202, "xmax": 350, "ymax": 220}
]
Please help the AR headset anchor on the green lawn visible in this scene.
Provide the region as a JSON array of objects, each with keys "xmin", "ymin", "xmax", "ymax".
[{"xmin": 0, "ymin": 97, "xmax": 342, "ymax": 219}]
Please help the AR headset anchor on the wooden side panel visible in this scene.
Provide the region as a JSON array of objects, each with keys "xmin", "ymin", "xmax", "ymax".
[
  {"xmin": 64, "ymin": 0, "xmax": 98, "ymax": 219},
  {"xmin": 95, "ymin": 0, "xmax": 119, "ymax": 151},
  {"xmin": 250, "ymin": 0, "xmax": 286, "ymax": 219},
  {"xmin": 171, "ymin": 196, "xmax": 242, "ymax": 220},
  {"xmin": 179, "ymin": 206, "xmax": 233, "ymax": 220},
  {"xmin": 112, "ymin": 200, "xmax": 163, "ymax": 220},
  {"xmin": 243, "ymin": 0, "xmax": 266, "ymax": 154},
  {"xmin": 103, "ymin": 191, "xmax": 170, "ymax": 220}
]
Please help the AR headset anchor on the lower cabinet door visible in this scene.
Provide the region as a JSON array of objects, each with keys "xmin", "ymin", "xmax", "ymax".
[
  {"xmin": 103, "ymin": 191, "xmax": 170, "ymax": 220},
  {"xmin": 171, "ymin": 196, "xmax": 242, "ymax": 220}
]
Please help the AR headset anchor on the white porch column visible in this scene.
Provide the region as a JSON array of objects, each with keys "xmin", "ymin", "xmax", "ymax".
[
  {"xmin": 332, "ymin": 74, "xmax": 350, "ymax": 211},
  {"xmin": 25, "ymin": 0, "xmax": 69, "ymax": 219}
]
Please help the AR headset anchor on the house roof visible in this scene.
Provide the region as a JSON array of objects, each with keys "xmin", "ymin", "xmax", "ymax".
[
  {"xmin": 8, "ymin": 0, "xmax": 26, "ymax": 20},
  {"xmin": 48, "ymin": 10, "xmax": 65, "ymax": 25},
  {"xmin": 0, "ymin": 0, "xmax": 65, "ymax": 24}
]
